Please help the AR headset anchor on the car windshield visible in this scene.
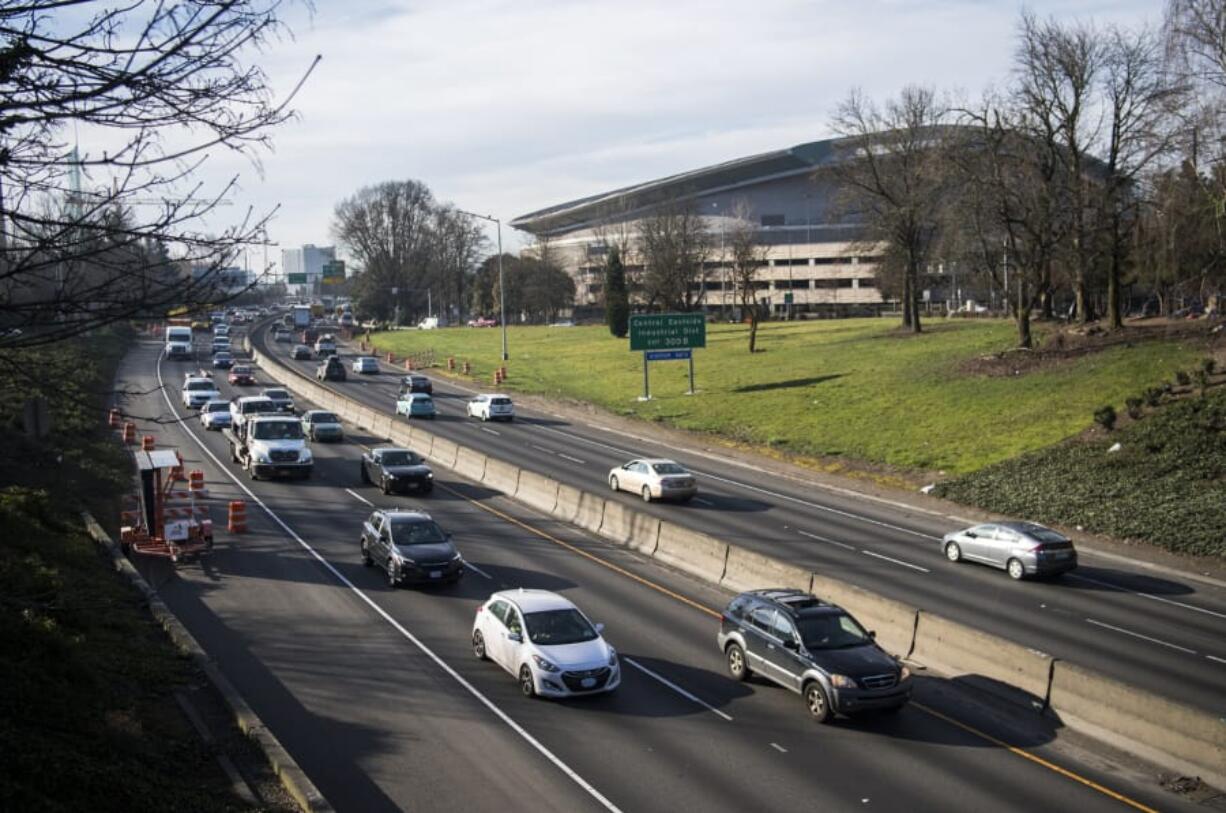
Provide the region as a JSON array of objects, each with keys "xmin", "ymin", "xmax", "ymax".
[
  {"xmin": 312, "ymin": 412, "xmax": 339, "ymax": 424},
  {"xmin": 186, "ymin": 380, "xmax": 213, "ymax": 391},
  {"xmin": 215, "ymin": 353, "xmax": 231, "ymax": 360},
  {"xmin": 380, "ymin": 451, "xmax": 419, "ymax": 466},
  {"xmin": 389, "ymin": 519, "xmax": 446, "ymax": 545},
  {"xmin": 651, "ymin": 463, "xmax": 686, "ymax": 475},
  {"xmin": 1021, "ymin": 526, "xmax": 1068, "ymax": 544},
  {"xmin": 491, "ymin": 398, "xmax": 512, "ymax": 406},
  {"xmin": 251, "ymin": 421, "xmax": 303, "ymax": 440},
  {"xmin": 242, "ymin": 401, "xmax": 275, "ymax": 414},
  {"xmin": 523, "ymin": 609, "xmax": 598, "ymax": 646},
  {"xmin": 232, "ymin": 366, "xmax": 251, "ymax": 374},
  {"xmin": 204, "ymin": 402, "xmax": 228, "ymax": 413},
  {"xmin": 264, "ymin": 390, "xmax": 289, "ymax": 400},
  {"xmin": 796, "ymin": 613, "xmax": 873, "ymax": 650}
]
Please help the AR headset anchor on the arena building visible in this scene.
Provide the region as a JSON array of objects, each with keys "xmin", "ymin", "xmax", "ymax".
[{"xmin": 510, "ymin": 136, "xmax": 891, "ymax": 317}]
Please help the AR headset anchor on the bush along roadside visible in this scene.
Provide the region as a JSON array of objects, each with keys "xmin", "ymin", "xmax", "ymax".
[
  {"xmin": 0, "ymin": 326, "xmax": 261, "ymax": 811},
  {"xmin": 934, "ymin": 386, "xmax": 1226, "ymax": 558}
]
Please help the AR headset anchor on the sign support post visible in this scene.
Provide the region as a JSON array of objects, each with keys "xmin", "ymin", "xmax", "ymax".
[
  {"xmin": 628, "ymin": 313, "xmax": 706, "ymax": 401},
  {"xmin": 640, "ymin": 352, "xmax": 651, "ymax": 401}
]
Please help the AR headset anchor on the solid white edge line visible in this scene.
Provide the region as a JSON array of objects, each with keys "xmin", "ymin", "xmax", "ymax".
[
  {"xmin": 1083, "ymin": 618, "xmax": 1198, "ymax": 655},
  {"xmin": 156, "ymin": 350, "xmax": 622, "ymax": 813},
  {"xmin": 798, "ymin": 530, "xmax": 856, "ymax": 550},
  {"xmin": 557, "ymin": 454, "xmax": 587, "ymax": 465},
  {"xmin": 1206, "ymin": 655, "xmax": 1226, "ymax": 666},
  {"xmin": 623, "ymin": 657, "xmax": 733, "ymax": 722},
  {"xmin": 860, "ymin": 550, "xmax": 930, "ymax": 573},
  {"xmin": 345, "ymin": 488, "xmax": 374, "ymax": 507},
  {"xmin": 770, "ymin": 742, "xmax": 788, "ymax": 754},
  {"xmin": 464, "ymin": 561, "xmax": 493, "ymax": 580},
  {"xmin": 481, "ymin": 427, "xmax": 501, "ymax": 436},
  {"xmin": 1064, "ymin": 573, "xmax": 1226, "ymax": 621}
]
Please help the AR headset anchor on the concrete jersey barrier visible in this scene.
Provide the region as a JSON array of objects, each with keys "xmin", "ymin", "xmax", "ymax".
[
  {"xmin": 483, "ymin": 458, "xmax": 521, "ymax": 496},
  {"xmin": 720, "ymin": 546, "xmax": 812, "ymax": 594},
  {"xmin": 910, "ymin": 610, "xmax": 1053, "ymax": 707},
  {"xmin": 655, "ymin": 522, "xmax": 729, "ymax": 584},
  {"xmin": 515, "ymin": 470, "xmax": 560, "ymax": 514},
  {"xmin": 453, "ymin": 446, "xmax": 488, "ymax": 482},
  {"xmin": 598, "ymin": 500, "xmax": 661, "ymax": 555},
  {"xmin": 1048, "ymin": 660, "xmax": 1226, "ymax": 789}
]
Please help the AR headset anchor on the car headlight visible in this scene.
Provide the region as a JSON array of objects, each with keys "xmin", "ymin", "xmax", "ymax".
[
  {"xmin": 451, "ymin": 552, "xmax": 462, "ymax": 562},
  {"xmin": 386, "ymin": 472, "xmax": 396, "ymax": 480},
  {"xmin": 899, "ymin": 666, "xmax": 911, "ymax": 681},
  {"xmin": 300, "ymin": 449, "xmax": 312, "ymax": 462},
  {"xmin": 829, "ymin": 673, "xmax": 857, "ymax": 689},
  {"xmin": 607, "ymin": 648, "xmax": 618, "ymax": 667},
  {"xmin": 532, "ymin": 655, "xmax": 560, "ymax": 673},
  {"xmin": 426, "ymin": 472, "xmax": 434, "ymax": 479},
  {"xmin": 253, "ymin": 451, "xmax": 271, "ymax": 463}
]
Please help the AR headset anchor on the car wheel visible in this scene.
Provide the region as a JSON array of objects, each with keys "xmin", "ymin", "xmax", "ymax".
[
  {"xmin": 726, "ymin": 643, "xmax": 751, "ymax": 681},
  {"xmin": 421, "ymin": 484, "xmax": 433, "ymax": 495},
  {"xmin": 944, "ymin": 541, "xmax": 962, "ymax": 563},
  {"xmin": 386, "ymin": 560, "xmax": 398, "ymax": 588},
  {"xmin": 641, "ymin": 485, "xmax": 652, "ymax": 503},
  {"xmin": 519, "ymin": 665, "xmax": 536, "ymax": 698},
  {"xmin": 804, "ymin": 681, "xmax": 832, "ymax": 723},
  {"xmin": 472, "ymin": 630, "xmax": 487, "ymax": 661},
  {"xmin": 481, "ymin": 411, "xmax": 488, "ymax": 422},
  {"xmin": 1007, "ymin": 558, "xmax": 1026, "ymax": 580},
  {"xmin": 360, "ymin": 464, "xmax": 369, "ymax": 484},
  {"xmin": 609, "ymin": 475, "xmax": 619, "ymax": 492},
  {"xmin": 381, "ymin": 477, "xmax": 391, "ymax": 495},
  {"xmin": 361, "ymin": 539, "xmax": 372, "ymax": 566},
  {"xmin": 248, "ymin": 462, "xmax": 259, "ymax": 481}
]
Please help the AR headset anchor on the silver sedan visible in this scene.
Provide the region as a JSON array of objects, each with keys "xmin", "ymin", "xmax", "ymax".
[
  {"xmin": 941, "ymin": 521, "xmax": 1078, "ymax": 580},
  {"xmin": 608, "ymin": 458, "xmax": 697, "ymax": 503}
]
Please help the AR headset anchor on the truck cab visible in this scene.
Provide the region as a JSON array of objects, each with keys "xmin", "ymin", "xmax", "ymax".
[
  {"xmin": 165, "ymin": 326, "xmax": 193, "ymax": 359},
  {"xmin": 225, "ymin": 413, "xmax": 313, "ymax": 480}
]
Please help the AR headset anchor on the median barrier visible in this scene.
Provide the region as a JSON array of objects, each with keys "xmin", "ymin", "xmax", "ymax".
[
  {"xmin": 809, "ymin": 574, "xmax": 918, "ymax": 660},
  {"xmin": 571, "ymin": 491, "xmax": 606, "ymax": 534},
  {"xmin": 454, "ymin": 446, "xmax": 488, "ymax": 482},
  {"xmin": 720, "ymin": 547, "xmax": 812, "ymax": 594},
  {"xmin": 654, "ymin": 522, "xmax": 729, "ymax": 584},
  {"xmin": 405, "ymin": 427, "xmax": 433, "ymax": 458},
  {"xmin": 515, "ymin": 471, "xmax": 560, "ymax": 514},
  {"xmin": 598, "ymin": 500, "xmax": 661, "ymax": 555},
  {"xmin": 372, "ymin": 413, "xmax": 395, "ymax": 440},
  {"xmin": 909, "ymin": 610, "xmax": 1052, "ymax": 707},
  {"xmin": 430, "ymin": 436, "xmax": 459, "ymax": 469},
  {"xmin": 553, "ymin": 484, "xmax": 584, "ymax": 523},
  {"xmin": 483, "ymin": 458, "xmax": 521, "ymax": 495},
  {"xmin": 1047, "ymin": 660, "xmax": 1226, "ymax": 789}
]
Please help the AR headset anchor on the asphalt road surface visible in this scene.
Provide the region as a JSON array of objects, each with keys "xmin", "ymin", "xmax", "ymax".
[
  {"xmin": 260, "ymin": 327, "xmax": 1226, "ymax": 716},
  {"xmin": 107, "ymin": 330, "xmax": 1204, "ymax": 812}
]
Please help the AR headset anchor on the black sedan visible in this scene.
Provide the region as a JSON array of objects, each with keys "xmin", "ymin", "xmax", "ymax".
[
  {"xmin": 360, "ymin": 447, "xmax": 434, "ymax": 495},
  {"xmin": 291, "ymin": 344, "xmax": 312, "ymax": 360}
]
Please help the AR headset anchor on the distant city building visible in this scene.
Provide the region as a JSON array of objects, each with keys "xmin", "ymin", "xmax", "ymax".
[
  {"xmin": 188, "ymin": 264, "xmax": 252, "ymax": 294},
  {"xmin": 511, "ymin": 136, "xmax": 888, "ymax": 317},
  {"xmin": 281, "ymin": 244, "xmax": 338, "ymax": 291}
]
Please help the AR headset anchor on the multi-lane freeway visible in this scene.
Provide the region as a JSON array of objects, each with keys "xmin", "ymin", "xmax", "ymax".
[
  {"xmin": 259, "ymin": 325, "xmax": 1226, "ymax": 715},
  {"xmin": 113, "ymin": 325, "xmax": 1209, "ymax": 811}
]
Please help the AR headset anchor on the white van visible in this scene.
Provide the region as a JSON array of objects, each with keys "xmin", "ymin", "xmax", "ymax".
[{"xmin": 165, "ymin": 326, "xmax": 193, "ymax": 359}]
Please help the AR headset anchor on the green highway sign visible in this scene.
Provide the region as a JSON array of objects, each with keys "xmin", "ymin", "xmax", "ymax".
[
  {"xmin": 322, "ymin": 260, "xmax": 346, "ymax": 280},
  {"xmin": 629, "ymin": 313, "xmax": 706, "ymax": 351},
  {"xmin": 287, "ymin": 273, "xmax": 307, "ymax": 284}
]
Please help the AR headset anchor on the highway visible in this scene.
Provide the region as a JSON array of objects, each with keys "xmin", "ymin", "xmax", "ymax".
[
  {"xmin": 112, "ymin": 328, "xmax": 1200, "ymax": 811},
  {"xmin": 257, "ymin": 326, "xmax": 1226, "ymax": 715}
]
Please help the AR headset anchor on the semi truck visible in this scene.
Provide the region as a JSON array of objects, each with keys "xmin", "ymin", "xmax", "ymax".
[
  {"xmin": 224, "ymin": 412, "xmax": 313, "ymax": 480},
  {"xmin": 292, "ymin": 305, "xmax": 311, "ymax": 330}
]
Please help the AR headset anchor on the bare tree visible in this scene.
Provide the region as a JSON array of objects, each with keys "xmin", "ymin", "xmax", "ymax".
[
  {"xmin": 825, "ymin": 85, "xmax": 950, "ymax": 333},
  {"xmin": 636, "ymin": 201, "xmax": 709, "ymax": 311},
  {"xmin": 0, "ymin": 2, "xmax": 318, "ymax": 358},
  {"xmin": 725, "ymin": 199, "xmax": 768, "ymax": 352},
  {"xmin": 1165, "ymin": 0, "xmax": 1226, "ymax": 88}
]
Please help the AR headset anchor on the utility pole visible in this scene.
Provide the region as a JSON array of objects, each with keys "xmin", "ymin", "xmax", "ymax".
[{"xmin": 458, "ymin": 209, "xmax": 508, "ymax": 360}]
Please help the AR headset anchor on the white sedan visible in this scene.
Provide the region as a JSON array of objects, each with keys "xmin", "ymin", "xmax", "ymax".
[
  {"xmin": 608, "ymin": 458, "xmax": 697, "ymax": 503},
  {"xmin": 466, "ymin": 393, "xmax": 514, "ymax": 421},
  {"xmin": 199, "ymin": 399, "xmax": 232, "ymax": 430},
  {"xmin": 351, "ymin": 356, "xmax": 379, "ymax": 374},
  {"xmin": 472, "ymin": 589, "xmax": 619, "ymax": 698}
]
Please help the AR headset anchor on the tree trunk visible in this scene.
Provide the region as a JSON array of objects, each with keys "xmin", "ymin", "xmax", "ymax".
[
  {"xmin": 1074, "ymin": 274, "xmax": 1089, "ymax": 324},
  {"xmin": 748, "ymin": 313, "xmax": 759, "ymax": 353},
  {"xmin": 901, "ymin": 275, "xmax": 913, "ymax": 328},
  {"xmin": 1106, "ymin": 252, "xmax": 1122, "ymax": 329},
  {"xmin": 1017, "ymin": 305, "xmax": 1033, "ymax": 348},
  {"xmin": 908, "ymin": 266, "xmax": 923, "ymax": 333}
]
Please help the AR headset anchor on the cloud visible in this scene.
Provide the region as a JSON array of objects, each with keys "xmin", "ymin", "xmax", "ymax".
[{"xmin": 196, "ymin": 0, "xmax": 1160, "ymax": 257}]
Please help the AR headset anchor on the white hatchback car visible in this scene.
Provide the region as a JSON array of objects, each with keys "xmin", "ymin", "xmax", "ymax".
[
  {"xmin": 472, "ymin": 589, "xmax": 619, "ymax": 699},
  {"xmin": 351, "ymin": 356, "xmax": 379, "ymax": 374},
  {"xmin": 608, "ymin": 458, "xmax": 697, "ymax": 503},
  {"xmin": 466, "ymin": 393, "xmax": 514, "ymax": 422},
  {"xmin": 199, "ymin": 399, "xmax": 232, "ymax": 430}
]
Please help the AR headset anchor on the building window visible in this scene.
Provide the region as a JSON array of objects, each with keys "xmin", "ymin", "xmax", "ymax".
[
  {"xmin": 857, "ymin": 278, "xmax": 876, "ymax": 288},
  {"xmin": 811, "ymin": 257, "xmax": 841, "ymax": 265},
  {"xmin": 760, "ymin": 214, "xmax": 785, "ymax": 227}
]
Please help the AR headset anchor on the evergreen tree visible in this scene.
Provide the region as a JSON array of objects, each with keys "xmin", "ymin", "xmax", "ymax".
[{"xmin": 605, "ymin": 246, "xmax": 630, "ymax": 337}]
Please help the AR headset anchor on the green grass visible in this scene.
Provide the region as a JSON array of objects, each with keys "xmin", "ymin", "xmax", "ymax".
[
  {"xmin": 370, "ymin": 318, "xmax": 1200, "ymax": 476},
  {"xmin": 0, "ymin": 327, "xmax": 258, "ymax": 811},
  {"xmin": 934, "ymin": 387, "xmax": 1226, "ymax": 558}
]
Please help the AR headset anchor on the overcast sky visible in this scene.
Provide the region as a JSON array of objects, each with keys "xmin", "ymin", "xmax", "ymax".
[{"xmin": 199, "ymin": 0, "xmax": 1161, "ymax": 263}]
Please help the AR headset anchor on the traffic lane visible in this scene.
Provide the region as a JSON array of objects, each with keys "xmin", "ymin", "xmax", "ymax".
[
  {"xmin": 332, "ymin": 461, "xmax": 1185, "ymax": 813},
  {"xmin": 148, "ymin": 348, "xmax": 612, "ymax": 812},
  {"xmin": 260, "ymin": 335, "xmax": 1226, "ymax": 711}
]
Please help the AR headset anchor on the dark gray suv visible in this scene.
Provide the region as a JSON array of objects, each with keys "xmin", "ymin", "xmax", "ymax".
[
  {"xmin": 717, "ymin": 589, "xmax": 911, "ymax": 722},
  {"xmin": 360, "ymin": 509, "xmax": 464, "ymax": 587}
]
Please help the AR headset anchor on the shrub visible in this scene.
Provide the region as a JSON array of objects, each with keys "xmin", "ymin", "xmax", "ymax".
[
  {"xmin": 1176, "ymin": 370, "xmax": 1191, "ymax": 387},
  {"xmin": 1093, "ymin": 404, "xmax": 1117, "ymax": 431},
  {"xmin": 1194, "ymin": 369, "xmax": 1210, "ymax": 395},
  {"xmin": 1125, "ymin": 397, "xmax": 1143, "ymax": 420},
  {"xmin": 1203, "ymin": 357, "xmax": 1218, "ymax": 376},
  {"xmin": 1143, "ymin": 387, "xmax": 1164, "ymax": 407}
]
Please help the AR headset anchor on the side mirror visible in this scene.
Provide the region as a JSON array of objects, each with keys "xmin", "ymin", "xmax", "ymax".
[
  {"xmin": 594, "ymin": 622, "xmax": 605, "ymax": 634},
  {"xmin": 782, "ymin": 639, "xmax": 799, "ymax": 651},
  {"xmin": 507, "ymin": 632, "xmax": 523, "ymax": 643},
  {"xmin": 965, "ymin": 531, "xmax": 977, "ymax": 538},
  {"xmin": 869, "ymin": 630, "xmax": 877, "ymax": 639}
]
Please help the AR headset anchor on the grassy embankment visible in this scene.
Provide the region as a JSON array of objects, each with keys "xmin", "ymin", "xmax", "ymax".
[
  {"xmin": 371, "ymin": 317, "xmax": 1221, "ymax": 559},
  {"xmin": 0, "ymin": 327, "xmax": 257, "ymax": 810},
  {"xmin": 371, "ymin": 318, "xmax": 1198, "ymax": 475}
]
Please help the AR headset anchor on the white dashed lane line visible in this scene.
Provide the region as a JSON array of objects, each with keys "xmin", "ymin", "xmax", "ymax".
[
  {"xmin": 860, "ymin": 550, "xmax": 930, "ymax": 573},
  {"xmin": 464, "ymin": 561, "xmax": 494, "ymax": 580},
  {"xmin": 623, "ymin": 657, "xmax": 732, "ymax": 722},
  {"xmin": 798, "ymin": 529, "xmax": 856, "ymax": 551},
  {"xmin": 345, "ymin": 488, "xmax": 374, "ymax": 507},
  {"xmin": 481, "ymin": 427, "xmax": 501, "ymax": 436},
  {"xmin": 1084, "ymin": 618, "xmax": 1198, "ymax": 655},
  {"xmin": 558, "ymin": 453, "xmax": 586, "ymax": 465},
  {"xmin": 770, "ymin": 743, "xmax": 788, "ymax": 754}
]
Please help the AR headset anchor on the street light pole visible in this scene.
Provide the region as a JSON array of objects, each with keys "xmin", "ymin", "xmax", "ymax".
[{"xmin": 458, "ymin": 209, "xmax": 509, "ymax": 361}]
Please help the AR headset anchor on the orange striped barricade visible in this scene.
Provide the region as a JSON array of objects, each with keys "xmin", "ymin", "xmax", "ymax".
[
  {"xmin": 141, "ymin": 435, "xmax": 155, "ymax": 451},
  {"xmin": 227, "ymin": 500, "xmax": 247, "ymax": 533},
  {"xmin": 108, "ymin": 408, "xmax": 121, "ymax": 428},
  {"xmin": 187, "ymin": 469, "xmax": 207, "ymax": 497},
  {"xmin": 122, "ymin": 422, "xmax": 136, "ymax": 445}
]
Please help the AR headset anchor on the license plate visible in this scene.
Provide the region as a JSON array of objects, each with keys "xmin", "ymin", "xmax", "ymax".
[
  {"xmin": 581, "ymin": 677, "xmax": 596, "ymax": 688},
  {"xmin": 429, "ymin": 570, "xmax": 442, "ymax": 579}
]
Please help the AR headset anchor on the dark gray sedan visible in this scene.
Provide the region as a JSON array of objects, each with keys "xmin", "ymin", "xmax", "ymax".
[
  {"xmin": 360, "ymin": 509, "xmax": 463, "ymax": 587},
  {"xmin": 941, "ymin": 521, "xmax": 1077, "ymax": 580},
  {"xmin": 360, "ymin": 447, "xmax": 434, "ymax": 495}
]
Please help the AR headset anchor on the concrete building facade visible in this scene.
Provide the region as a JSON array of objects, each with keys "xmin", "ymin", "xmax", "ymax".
[
  {"xmin": 510, "ymin": 137, "xmax": 887, "ymax": 317},
  {"xmin": 280, "ymin": 244, "xmax": 337, "ymax": 291}
]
